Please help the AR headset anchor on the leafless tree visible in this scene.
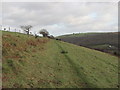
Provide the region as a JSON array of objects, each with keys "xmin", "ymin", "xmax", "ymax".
[{"xmin": 20, "ymin": 25, "xmax": 32, "ymax": 36}]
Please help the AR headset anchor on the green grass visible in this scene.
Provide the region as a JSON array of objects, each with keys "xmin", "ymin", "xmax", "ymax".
[
  {"xmin": 57, "ymin": 32, "xmax": 103, "ymax": 38},
  {"xmin": 2, "ymin": 31, "xmax": 118, "ymax": 88}
]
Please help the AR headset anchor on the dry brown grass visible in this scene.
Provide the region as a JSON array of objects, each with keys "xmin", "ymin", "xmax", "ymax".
[{"xmin": 2, "ymin": 33, "xmax": 50, "ymax": 61}]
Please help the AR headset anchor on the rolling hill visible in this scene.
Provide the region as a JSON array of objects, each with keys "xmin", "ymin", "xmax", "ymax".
[
  {"xmin": 58, "ymin": 32, "xmax": 119, "ymax": 56},
  {"xmin": 2, "ymin": 31, "xmax": 118, "ymax": 88}
]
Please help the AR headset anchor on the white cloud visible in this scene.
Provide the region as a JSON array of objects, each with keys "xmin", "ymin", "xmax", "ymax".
[{"xmin": 2, "ymin": 2, "xmax": 118, "ymax": 36}]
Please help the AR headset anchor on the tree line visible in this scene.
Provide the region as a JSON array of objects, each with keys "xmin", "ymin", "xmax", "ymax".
[
  {"xmin": 2, "ymin": 25, "xmax": 53, "ymax": 38},
  {"xmin": 20, "ymin": 25, "xmax": 52, "ymax": 38}
]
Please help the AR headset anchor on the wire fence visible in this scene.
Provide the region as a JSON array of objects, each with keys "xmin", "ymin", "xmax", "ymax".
[
  {"xmin": 1, "ymin": 27, "xmax": 24, "ymax": 33},
  {"xmin": 0, "ymin": 27, "xmax": 38, "ymax": 36}
]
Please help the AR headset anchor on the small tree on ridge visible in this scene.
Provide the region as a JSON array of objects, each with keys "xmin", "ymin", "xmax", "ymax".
[
  {"xmin": 39, "ymin": 29, "xmax": 49, "ymax": 37},
  {"xmin": 20, "ymin": 25, "xmax": 32, "ymax": 36}
]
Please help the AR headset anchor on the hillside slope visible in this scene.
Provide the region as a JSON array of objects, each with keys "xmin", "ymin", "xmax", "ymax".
[
  {"xmin": 2, "ymin": 31, "xmax": 118, "ymax": 88},
  {"xmin": 58, "ymin": 32, "xmax": 119, "ymax": 56}
]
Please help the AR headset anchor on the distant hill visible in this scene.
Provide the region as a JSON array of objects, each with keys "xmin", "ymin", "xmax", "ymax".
[
  {"xmin": 58, "ymin": 32, "xmax": 119, "ymax": 56},
  {"xmin": 2, "ymin": 31, "xmax": 118, "ymax": 88}
]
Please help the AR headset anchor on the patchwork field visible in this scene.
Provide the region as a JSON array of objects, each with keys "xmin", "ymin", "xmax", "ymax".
[{"xmin": 58, "ymin": 32, "xmax": 119, "ymax": 56}]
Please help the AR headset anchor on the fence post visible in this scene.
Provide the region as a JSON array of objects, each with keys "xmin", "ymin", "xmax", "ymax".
[
  {"xmin": 4, "ymin": 28, "xmax": 6, "ymax": 31},
  {"xmin": 9, "ymin": 27, "xmax": 10, "ymax": 31},
  {"xmin": 15, "ymin": 29, "xmax": 16, "ymax": 34}
]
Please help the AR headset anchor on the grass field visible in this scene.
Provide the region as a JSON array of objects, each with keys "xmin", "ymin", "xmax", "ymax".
[
  {"xmin": 2, "ymin": 31, "xmax": 118, "ymax": 88},
  {"xmin": 58, "ymin": 32, "xmax": 102, "ymax": 38}
]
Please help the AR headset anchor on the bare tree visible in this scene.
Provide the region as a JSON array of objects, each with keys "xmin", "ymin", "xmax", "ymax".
[
  {"xmin": 20, "ymin": 25, "xmax": 32, "ymax": 35},
  {"xmin": 39, "ymin": 29, "xmax": 49, "ymax": 37}
]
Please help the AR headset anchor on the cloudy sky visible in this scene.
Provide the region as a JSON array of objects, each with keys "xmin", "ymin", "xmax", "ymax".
[{"xmin": 2, "ymin": 2, "xmax": 118, "ymax": 36}]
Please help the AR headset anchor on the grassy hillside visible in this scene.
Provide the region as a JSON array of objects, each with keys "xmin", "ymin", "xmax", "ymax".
[
  {"xmin": 2, "ymin": 31, "xmax": 118, "ymax": 88},
  {"xmin": 58, "ymin": 32, "xmax": 119, "ymax": 56},
  {"xmin": 58, "ymin": 32, "xmax": 102, "ymax": 38}
]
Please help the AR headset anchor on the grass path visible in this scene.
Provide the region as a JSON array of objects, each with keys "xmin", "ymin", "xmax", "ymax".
[
  {"xmin": 44, "ymin": 40, "xmax": 85, "ymax": 88},
  {"xmin": 53, "ymin": 40, "xmax": 118, "ymax": 88},
  {"xmin": 54, "ymin": 40, "xmax": 99, "ymax": 88}
]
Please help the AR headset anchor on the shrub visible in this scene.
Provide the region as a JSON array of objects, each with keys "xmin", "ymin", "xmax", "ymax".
[
  {"xmin": 61, "ymin": 50, "xmax": 68, "ymax": 54},
  {"xmin": 35, "ymin": 34, "xmax": 39, "ymax": 38}
]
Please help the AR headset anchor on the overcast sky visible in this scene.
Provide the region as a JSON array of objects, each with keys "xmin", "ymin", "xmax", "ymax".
[{"xmin": 2, "ymin": 2, "xmax": 118, "ymax": 36}]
